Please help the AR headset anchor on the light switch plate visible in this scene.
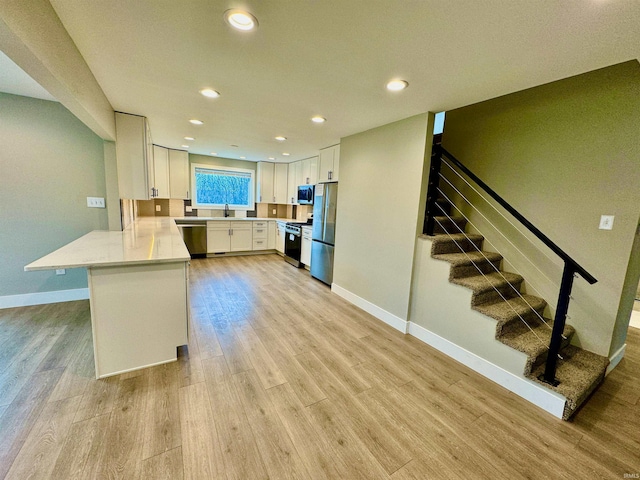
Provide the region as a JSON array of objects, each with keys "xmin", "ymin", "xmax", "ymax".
[
  {"xmin": 87, "ymin": 197, "xmax": 105, "ymax": 208},
  {"xmin": 599, "ymin": 215, "xmax": 614, "ymax": 230}
]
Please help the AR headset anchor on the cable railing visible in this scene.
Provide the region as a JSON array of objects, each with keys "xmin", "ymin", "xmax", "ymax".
[{"xmin": 424, "ymin": 144, "xmax": 597, "ymax": 385}]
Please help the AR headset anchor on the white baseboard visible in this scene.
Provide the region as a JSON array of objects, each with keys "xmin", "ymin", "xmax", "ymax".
[
  {"xmin": 606, "ymin": 343, "xmax": 626, "ymax": 375},
  {"xmin": 331, "ymin": 283, "xmax": 409, "ymax": 333},
  {"xmin": 407, "ymin": 322, "xmax": 567, "ymax": 419},
  {"xmin": 630, "ymin": 309, "xmax": 640, "ymax": 329},
  {"xmin": 0, "ymin": 288, "xmax": 89, "ymax": 309}
]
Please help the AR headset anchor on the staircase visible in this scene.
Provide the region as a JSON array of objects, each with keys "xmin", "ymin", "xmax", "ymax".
[{"xmin": 430, "ymin": 210, "xmax": 609, "ymax": 420}]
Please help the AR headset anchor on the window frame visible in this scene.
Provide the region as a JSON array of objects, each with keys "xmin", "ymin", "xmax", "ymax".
[{"xmin": 190, "ymin": 163, "xmax": 255, "ymax": 210}]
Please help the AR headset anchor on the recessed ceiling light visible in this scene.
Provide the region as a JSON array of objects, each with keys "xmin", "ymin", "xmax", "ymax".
[
  {"xmin": 189, "ymin": 119, "xmax": 204, "ymax": 125},
  {"xmin": 200, "ymin": 88, "xmax": 220, "ymax": 98},
  {"xmin": 211, "ymin": 152, "xmax": 218, "ymax": 156},
  {"xmin": 311, "ymin": 116, "xmax": 326, "ymax": 123},
  {"xmin": 282, "ymin": 152, "xmax": 290, "ymax": 156},
  {"xmin": 184, "ymin": 136, "xmax": 195, "ymax": 141},
  {"xmin": 268, "ymin": 157, "xmax": 275, "ymax": 160},
  {"xmin": 224, "ymin": 9, "xmax": 258, "ymax": 31},
  {"xmin": 181, "ymin": 145, "xmax": 189, "ymax": 148},
  {"xmin": 386, "ymin": 79, "xmax": 409, "ymax": 91},
  {"xmin": 275, "ymin": 136, "xmax": 287, "ymax": 141},
  {"xmin": 240, "ymin": 156, "xmax": 246, "ymax": 159}
]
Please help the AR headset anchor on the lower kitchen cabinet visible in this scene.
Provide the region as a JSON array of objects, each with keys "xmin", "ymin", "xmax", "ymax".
[
  {"xmin": 207, "ymin": 221, "xmax": 253, "ymax": 253},
  {"xmin": 252, "ymin": 221, "xmax": 268, "ymax": 251},
  {"xmin": 301, "ymin": 226, "xmax": 312, "ymax": 266},
  {"xmin": 276, "ymin": 221, "xmax": 286, "ymax": 254},
  {"xmin": 268, "ymin": 221, "xmax": 276, "ymax": 249}
]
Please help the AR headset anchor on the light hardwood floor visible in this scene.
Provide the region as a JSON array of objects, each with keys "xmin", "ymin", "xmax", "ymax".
[{"xmin": 1, "ymin": 253, "xmax": 639, "ymax": 479}]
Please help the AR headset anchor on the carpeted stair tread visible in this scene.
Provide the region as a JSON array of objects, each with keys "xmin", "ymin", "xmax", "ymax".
[
  {"xmin": 432, "ymin": 250, "xmax": 502, "ymax": 268},
  {"xmin": 430, "ymin": 233, "xmax": 485, "ymax": 255},
  {"xmin": 474, "ymin": 294, "xmax": 547, "ymax": 334},
  {"xmin": 451, "ymin": 271, "xmax": 523, "ymax": 306},
  {"xmin": 527, "ymin": 346, "xmax": 609, "ymax": 420},
  {"xmin": 499, "ymin": 322, "xmax": 575, "ymax": 375},
  {"xmin": 433, "ymin": 216, "xmax": 467, "ymax": 234}
]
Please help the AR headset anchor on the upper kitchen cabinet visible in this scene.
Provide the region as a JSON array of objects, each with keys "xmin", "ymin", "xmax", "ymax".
[
  {"xmin": 299, "ymin": 156, "xmax": 318, "ymax": 185},
  {"xmin": 116, "ymin": 112, "xmax": 154, "ymax": 200},
  {"xmin": 274, "ymin": 163, "xmax": 288, "ymax": 204},
  {"xmin": 256, "ymin": 162, "xmax": 274, "ymax": 203},
  {"xmin": 169, "ymin": 149, "xmax": 189, "ymax": 199},
  {"xmin": 287, "ymin": 161, "xmax": 299, "ymax": 204},
  {"xmin": 318, "ymin": 144, "xmax": 340, "ymax": 183},
  {"xmin": 152, "ymin": 145, "xmax": 170, "ymax": 199}
]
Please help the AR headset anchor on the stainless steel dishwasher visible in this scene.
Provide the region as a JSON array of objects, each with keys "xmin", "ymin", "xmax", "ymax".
[{"xmin": 177, "ymin": 223, "xmax": 207, "ymax": 258}]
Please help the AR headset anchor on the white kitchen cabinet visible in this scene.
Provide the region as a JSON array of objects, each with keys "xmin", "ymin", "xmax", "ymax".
[
  {"xmin": 115, "ymin": 112, "xmax": 155, "ymax": 200},
  {"xmin": 230, "ymin": 222, "xmax": 253, "ymax": 252},
  {"xmin": 169, "ymin": 149, "xmax": 189, "ymax": 199},
  {"xmin": 268, "ymin": 221, "xmax": 276, "ymax": 249},
  {"xmin": 152, "ymin": 145, "xmax": 170, "ymax": 199},
  {"xmin": 252, "ymin": 221, "xmax": 268, "ymax": 250},
  {"xmin": 276, "ymin": 221, "xmax": 286, "ymax": 254},
  {"xmin": 301, "ymin": 226, "xmax": 312, "ymax": 267},
  {"xmin": 207, "ymin": 221, "xmax": 253, "ymax": 252},
  {"xmin": 318, "ymin": 144, "xmax": 340, "ymax": 183},
  {"xmin": 299, "ymin": 157, "xmax": 317, "ymax": 185},
  {"xmin": 274, "ymin": 163, "xmax": 288, "ymax": 204},
  {"xmin": 287, "ymin": 161, "xmax": 299, "ymax": 204},
  {"xmin": 256, "ymin": 162, "xmax": 275, "ymax": 203}
]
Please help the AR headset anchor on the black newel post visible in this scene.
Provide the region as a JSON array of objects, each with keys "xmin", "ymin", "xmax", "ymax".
[{"xmin": 424, "ymin": 144, "xmax": 442, "ymax": 236}]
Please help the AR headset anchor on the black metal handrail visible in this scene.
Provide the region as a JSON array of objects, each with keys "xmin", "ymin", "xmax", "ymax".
[{"xmin": 425, "ymin": 143, "xmax": 597, "ymax": 385}]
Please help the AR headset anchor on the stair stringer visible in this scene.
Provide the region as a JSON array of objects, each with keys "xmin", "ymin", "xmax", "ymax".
[{"xmin": 409, "ymin": 235, "xmax": 567, "ymax": 418}]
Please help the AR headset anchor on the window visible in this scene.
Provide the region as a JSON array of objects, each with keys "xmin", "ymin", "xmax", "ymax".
[{"xmin": 191, "ymin": 163, "xmax": 255, "ymax": 209}]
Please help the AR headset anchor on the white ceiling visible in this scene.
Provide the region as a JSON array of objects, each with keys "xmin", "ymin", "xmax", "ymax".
[
  {"xmin": 0, "ymin": 51, "xmax": 56, "ymax": 102},
  {"xmin": 9, "ymin": 1, "xmax": 640, "ymax": 162}
]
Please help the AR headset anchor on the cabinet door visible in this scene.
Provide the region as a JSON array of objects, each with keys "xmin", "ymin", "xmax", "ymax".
[
  {"xmin": 318, "ymin": 146, "xmax": 333, "ymax": 183},
  {"xmin": 331, "ymin": 145, "xmax": 340, "ymax": 182},
  {"xmin": 287, "ymin": 162, "xmax": 298, "ymax": 204},
  {"xmin": 169, "ymin": 149, "xmax": 189, "ymax": 199},
  {"xmin": 257, "ymin": 162, "xmax": 274, "ymax": 203},
  {"xmin": 268, "ymin": 221, "xmax": 276, "ymax": 249},
  {"xmin": 207, "ymin": 228, "xmax": 230, "ymax": 253},
  {"xmin": 274, "ymin": 163, "xmax": 288, "ymax": 204},
  {"xmin": 276, "ymin": 223, "xmax": 286, "ymax": 253},
  {"xmin": 115, "ymin": 113, "xmax": 153, "ymax": 200},
  {"xmin": 299, "ymin": 159, "xmax": 310, "ymax": 185},
  {"xmin": 230, "ymin": 226, "xmax": 252, "ymax": 252},
  {"xmin": 153, "ymin": 145, "xmax": 170, "ymax": 198},
  {"xmin": 308, "ymin": 156, "xmax": 318, "ymax": 185},
  {"xmin": 301, "ymin": 231, "xmax": 312, "ymax": 266}
]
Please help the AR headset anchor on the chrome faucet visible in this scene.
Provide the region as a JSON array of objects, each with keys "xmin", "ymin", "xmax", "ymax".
[{"xmin": 224, "ymin": 204, "xmax": 230, "ymax": 217}]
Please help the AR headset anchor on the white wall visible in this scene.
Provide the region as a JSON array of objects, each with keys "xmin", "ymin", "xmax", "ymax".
[{"xmin": 333, "ymin": 114, "xmax": 431, "ymax": 323}]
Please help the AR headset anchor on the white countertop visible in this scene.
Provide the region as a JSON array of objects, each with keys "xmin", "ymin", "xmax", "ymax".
[
  {"xmin": 25, "ymin": 217, "xmax": 190, "ymax": 271},
  {"xmin": 173, "ymin": 216, "xmax": 296, "ymax": 222}
]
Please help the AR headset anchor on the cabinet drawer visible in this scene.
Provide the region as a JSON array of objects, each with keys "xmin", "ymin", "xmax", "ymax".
[
  {"xmin": 253, "ymin": 221, "xmax": 268, "ymax": 228},
  {"xmin": 230, "ymin": 221, "xmax": 251, "ymax": 229},
  {"xmin": 253, "ymin": 228, "xmax": 267, "ymax": 239},
  {"xmin": 253, "ymin": 238, "xmax": 268, "ymax": 250}
]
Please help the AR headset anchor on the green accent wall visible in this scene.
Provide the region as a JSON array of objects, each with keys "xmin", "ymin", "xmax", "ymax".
[{"xmin": 0, "ymin": 93, "xmax": 108, "ymax": 297}]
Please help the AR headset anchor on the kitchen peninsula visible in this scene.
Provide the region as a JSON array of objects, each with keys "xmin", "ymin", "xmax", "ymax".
[{"xmin": 24, "ymin": 217, "xmax": 190, "ymax": 378}]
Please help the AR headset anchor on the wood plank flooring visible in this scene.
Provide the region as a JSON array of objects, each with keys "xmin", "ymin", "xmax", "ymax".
[{"xmin": 1, "ymin": 253, "xmax": 639, "ymax": 479}]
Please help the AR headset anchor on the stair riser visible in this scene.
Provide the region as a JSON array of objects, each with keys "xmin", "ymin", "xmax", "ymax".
[
  {"xmin": 471, "ymin": 280, "xmax": 523, "ymax": 306},
  {"xmin": 496, "ymin": 308, "xmax": 548, "ymax": 337},
  {"xmin": 434, "ymin": 218, "xmax": 467, "ymax": 235},
  {"xmin": 431, "ymin": 237, "xmax": 484, "ymax": 255},
  {"xmin": 450, "ymin": 259, "xmax": 501, "ymax": 279}
]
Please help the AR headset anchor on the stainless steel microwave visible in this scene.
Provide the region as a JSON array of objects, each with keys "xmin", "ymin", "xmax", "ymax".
[{"xmin": 297, "ymin": 185, "xmax": 315, "ymax": 204}]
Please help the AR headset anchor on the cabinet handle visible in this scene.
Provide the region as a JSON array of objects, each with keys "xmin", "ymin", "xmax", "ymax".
[
  {"xmin": 328, "ymin": 171, "xmax": 332, "ymax": 180},
  {"xmin": 228, "ymin": 229, "xmax": 231, "ymax": 236},
  {"xmin": 273, "ymin": 196, "xmax": 276, "ymax": 202},
  {"xmin": 306, "ymin": 177, "xmax": 310, "ymax": 184},
  {"xmin": 186, "ymin": 190, "xmax": 189, "ymax": 199}
]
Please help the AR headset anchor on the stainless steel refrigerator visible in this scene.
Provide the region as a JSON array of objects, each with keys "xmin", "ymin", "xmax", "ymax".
[{"xmin": 311, "ymin": 182, "xmax": 338, "ymax": 285}]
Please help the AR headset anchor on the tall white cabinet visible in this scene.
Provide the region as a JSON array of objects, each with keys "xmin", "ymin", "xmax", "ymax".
[
  {"xmin": 256, "ymin": 162, "xmax": 275, "ymax": 203},
  {"xmin": 152, "ymin": 145, "xmax": 170, "ymax": 199},
  {"xmin": 318, "ymin": 144, "xmax": 340, "ymax": 183},
  {"xmin": 115, "ymin": 112, "xmax": 155, "ymax": 200},
  {"xmin": 169, "ymin": 149, "xmax": 190, "ymax": 199}
]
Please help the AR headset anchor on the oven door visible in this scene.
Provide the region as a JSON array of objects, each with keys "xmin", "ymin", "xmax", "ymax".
[{"xmin": 284, "ymin": 228, "xmax": 302, "ymax": 268}]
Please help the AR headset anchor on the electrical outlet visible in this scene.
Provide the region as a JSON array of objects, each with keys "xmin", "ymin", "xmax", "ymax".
[
  {"xmin": 56, "ymin": 269, "xmax": 66, "ymax": 275},
  {"xmin": 185, "ymin": 206, "xmax": 193, "ymax": 213},
  {"xmin": 272, "ymin": 209, "xmax": 276, "ymax": 215},
  {"xmin": 155, "ymin": 205, "xmax": 161, "ymax": 212},
  {"xmin": 87, "ymin": 197, "xmax": 105, "ymax": 208},
  {"xmin": 599, "ymin": 215, "xmax": 614, "ymax": 230}
]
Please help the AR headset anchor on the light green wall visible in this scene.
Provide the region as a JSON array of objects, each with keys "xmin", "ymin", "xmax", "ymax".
[
  {"xmin": 442, "ymin": 61, "xmax": 640, "ymax": 357},
  {"xmin": 0, "ymin": 93, "xmax": 108, "ymax": 297},
  {"xmin": 333, "ymin": 114, "xmax": 430, "ymax": 320}
]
